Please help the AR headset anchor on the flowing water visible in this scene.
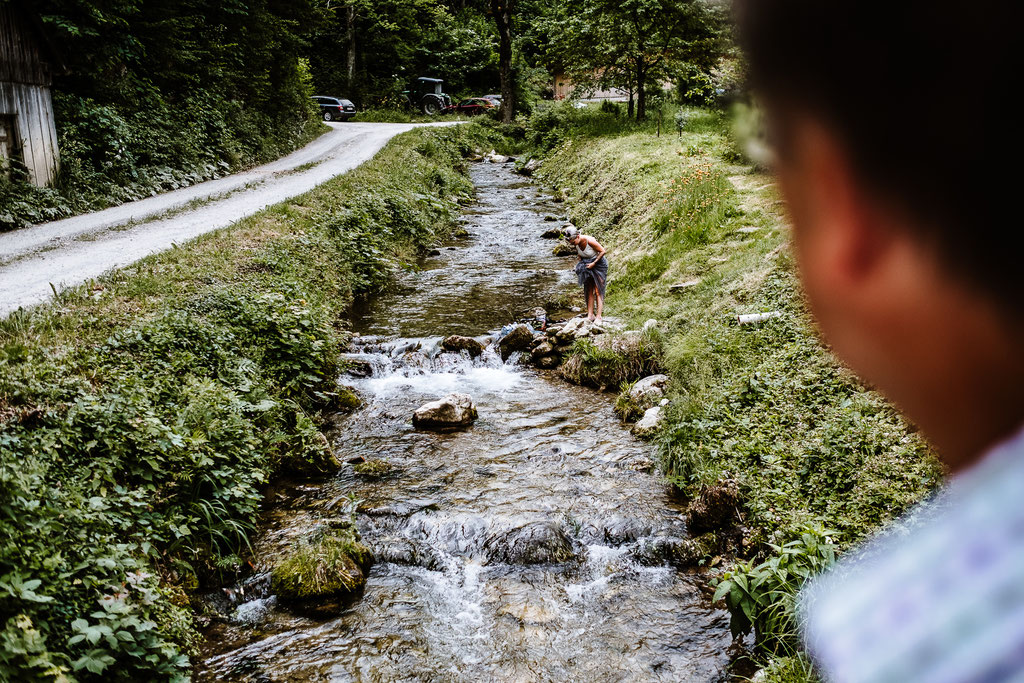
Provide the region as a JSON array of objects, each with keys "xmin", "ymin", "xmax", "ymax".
[{"xmin": 197, "ymin": 162, "xmax": 734, "ymax": 682}]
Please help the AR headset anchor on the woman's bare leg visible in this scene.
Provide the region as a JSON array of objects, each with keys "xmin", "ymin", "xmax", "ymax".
[
  {"xmin": 586, "ymin": 286, "xmax": 595, "ymax": 321},
  {"xmin": 595, "ymin": 293, "xmax": 604, "ymax": 323}
]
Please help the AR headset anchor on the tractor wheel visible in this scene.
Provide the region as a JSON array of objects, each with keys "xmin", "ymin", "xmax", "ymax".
[{"xmin": 422, "ymin": 98, "xmax": 441, "ymax": 116}]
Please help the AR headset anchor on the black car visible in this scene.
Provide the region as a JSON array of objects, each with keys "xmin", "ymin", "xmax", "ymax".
[{"xmin": 312, "ymin": 96, "xmax": 356, "ymax": 122}]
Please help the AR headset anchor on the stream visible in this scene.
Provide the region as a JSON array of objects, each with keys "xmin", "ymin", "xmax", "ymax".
[{"xmin": 196, "ymin": 161, "xmax": 734, "ymax": 681}]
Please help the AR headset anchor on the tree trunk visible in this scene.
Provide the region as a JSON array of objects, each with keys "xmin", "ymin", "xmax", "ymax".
[
  {"xmin": 627, "ymin": 84, "xmax": 635, "ymax": 119},
  {"xmin": 491, "ymin": 0, "xmax": 516, "ymax": 123},
  {"xmin": 636, "ymin": 62, "xmax": 647, "ymax": 122},
  {"xmin": 345, "ymin": 3, "xmax": 356, "ymax": 88}
]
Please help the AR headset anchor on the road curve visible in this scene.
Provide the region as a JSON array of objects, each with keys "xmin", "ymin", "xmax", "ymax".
[{"xmin": 0, "ymin": 121, "xmax": 457, "ymax": 317}]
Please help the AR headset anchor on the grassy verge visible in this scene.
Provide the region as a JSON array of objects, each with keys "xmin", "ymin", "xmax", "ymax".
[
  {"xmin": 527, "ymin": 106, "xmax": 942, "ymax": 678},
  {"xmin": 0, "ymin": 125, "xmax": 481, "ymax": 681}
]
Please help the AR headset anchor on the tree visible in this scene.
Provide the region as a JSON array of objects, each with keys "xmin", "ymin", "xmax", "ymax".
[
  {"xmin": 545, "ymin": 0, "xmax": 723, "ymax": 120},
  {"xmin": 489, "ymin": 0, "xmax": 516, "ymax": 123}
]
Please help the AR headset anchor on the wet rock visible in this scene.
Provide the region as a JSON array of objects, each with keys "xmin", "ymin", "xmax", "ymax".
[
  {"xmin": 632, "ymin": 406, "xmax": 664, "ymax": 439},
  {"xmin": 360, "ymin": 498, "xmax": 439, "ymax": 517},
  {"xmin": 544, "ymin": 215, "xmax": 558, "ymax": 222},
  {"xmin": 554, "ymin": 317, "xmax": 586, "ymax": 342},
  {"xmin": 630, "ymin": 374, "xmax": 669, "ymax": 407},
  {"xmin": 630, "ymin": 533, "xmax": 717, "ymax": 568},
  {"xmin": 373, "ymin": 537, "xmax": 446, "ymax": 571},
  {"xmin": 584, "ymin": 516, "xmax": 653, "ymax": 546},
  {"xmin": 271, "ymin": 526, "xmax": 373, "ymax": 617},
  {"xmin": 331, "ymin": 385, "xmax": 363, "ymax": 412},
  {"xmin": 552, "ymin": 242, "xmax": 575, "ymax": 256},
  {"xmin": 485, "ymin": 150, "xmax": 510, "ymax": 163},
  {"xmin": 352, "ymin": 459, "xmax": 395, "ymax": 478},
  {"xmin": 496, "ymin": 323, "xmax": 534, "ymax": 361},
  {"xmin": 517, "ymin": 158, "xmax": 541, "ymax": 176},
  {"xmin": 536, "ymin": 355, "xmax": 560, "ymax": 369},
  {"xmin": 531, "ymin": 341, "xmax": 555, "ymax": 359},
  {"xmin": 412, "ymin": 393, "xmax": 478, "ymax": 431},
  {"xmin": 342, "ymin": 356, "xmax": 374, "ymax": 378},
  {"xmin": 540, "ymin": 227, "xmax": 562, "ymax": 239},
  {"xmin": 484, "ymin": 521, "xmax": 576, "ymax": 565},
  {"xmin": 428, "ymin": 248, "xmax": 442, "ymax": 256},
  {"xmin": 686, "ymin": 479, "xmax": 743, "ymax": 534},
  {"xmin": 440, "ymin": 335, "xmax": 485, "ymax": 359}
]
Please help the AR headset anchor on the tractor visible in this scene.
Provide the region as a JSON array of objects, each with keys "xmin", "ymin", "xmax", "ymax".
[{"xmin": 403, "ymin": 77, "xmax": 452, "ymax": 116}]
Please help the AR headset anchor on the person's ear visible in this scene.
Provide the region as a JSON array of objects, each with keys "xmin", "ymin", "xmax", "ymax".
[{"xmin": 780, "ymin": 121, "xmax": 895, "ymax": 312}]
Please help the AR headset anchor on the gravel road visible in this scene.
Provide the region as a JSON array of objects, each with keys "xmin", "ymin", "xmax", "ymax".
[{"xmin": 0, "ymin": 121, "xmax": 457, "ymax": 317}]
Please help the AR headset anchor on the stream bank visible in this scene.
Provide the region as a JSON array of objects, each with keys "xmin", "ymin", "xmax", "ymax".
[{"xmin": 195, "ymin": 160, "xmax": 735, "ymax": 681}]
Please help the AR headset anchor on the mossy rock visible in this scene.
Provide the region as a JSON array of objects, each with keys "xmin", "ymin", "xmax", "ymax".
[
  {"xmin": 271, "ymin": 527, "xmax": 373, "ymax": 616},
  {"xmin": 353, "ymin": 459, "xmax": 395, "ymax": 478},
  {"xmin": 333, "ymin": 386, "xmax": 363, "ymax": 411},
  {"xmin": 560, "ymin": 332, "xmax": 663, "ymax": 391},
  {"xmin": 552, "ymin": 242, "xmax": 575, "ymax": 257}
]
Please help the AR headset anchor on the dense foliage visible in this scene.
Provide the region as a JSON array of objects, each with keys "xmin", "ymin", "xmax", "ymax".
[{"xmin": 0, "ymin": 126, "xmax": 477, "ymax": 680}]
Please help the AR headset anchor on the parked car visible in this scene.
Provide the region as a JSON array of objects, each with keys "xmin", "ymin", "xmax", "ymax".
[
  {"xmin": 482, "ymin": 94, "xmax": 502, "ymax": 104},
  {"xmin": 312, "ymin": 96, "xmax": 356, "ymax": 121},
  {"xmin": 444, "ymin": 98, "xmax": 496, "ymax": 116}
]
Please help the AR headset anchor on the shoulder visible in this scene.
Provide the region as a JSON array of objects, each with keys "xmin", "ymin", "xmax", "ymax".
[{"xmin": 801, "ymin": 427, "xmax": 1024, "ymax": 682}]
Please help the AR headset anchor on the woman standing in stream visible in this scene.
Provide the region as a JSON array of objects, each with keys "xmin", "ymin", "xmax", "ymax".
[{"xmin": 563, "ymin": 224, "xmax": 608, "ymax": 323}]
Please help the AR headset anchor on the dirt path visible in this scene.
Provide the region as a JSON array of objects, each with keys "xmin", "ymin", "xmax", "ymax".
[{"xmin": 0, "ymin": 121, "xmax": 457, "ymax": 317}]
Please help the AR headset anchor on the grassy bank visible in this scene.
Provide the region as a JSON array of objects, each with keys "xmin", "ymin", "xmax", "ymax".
[
  {"xmin": 0, "ymin": 126, "xmax": 481, "ymax": 681},
  {"xmin": 526, "ymin": 106, "xmax": 942, "ymax": 676}
]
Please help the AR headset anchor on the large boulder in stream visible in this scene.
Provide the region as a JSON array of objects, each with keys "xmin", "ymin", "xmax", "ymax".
[
  {"xmin": 412, "ymin": 393, "xmax": 478, "ymax": 431},
  {"xmin": 496, "ymin": 323, "xmax": 535, "ymax": 361},
  {"xmin": 271, "ymin": 525, "xmax": 373, "ymax": 617},
  {"xmin": 441, "ymin": 335, "xmax": 485, "ymax": 358},
  {"xmin": 484, "ymin": 521, "xmax": 576, "ymax": 565}
]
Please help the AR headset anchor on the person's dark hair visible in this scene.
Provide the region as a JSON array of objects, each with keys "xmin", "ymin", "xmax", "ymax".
[{"xmin": 734, "ymin": 0, "xmax": 1023, "ymax": 312}]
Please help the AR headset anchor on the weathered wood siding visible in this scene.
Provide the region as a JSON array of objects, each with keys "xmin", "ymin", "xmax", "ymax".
[
  {"xmin": 0, "ymin": 82, "xmax": 59, "ymax": 186},
  {"xmin": 0, "ymin": 5, "xmax": 60, "ymax": 186}
]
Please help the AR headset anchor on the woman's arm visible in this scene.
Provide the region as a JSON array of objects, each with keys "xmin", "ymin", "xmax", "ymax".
[{"xmin": 585, "ymin": 237, "xmax": 607, "ymax": 268}]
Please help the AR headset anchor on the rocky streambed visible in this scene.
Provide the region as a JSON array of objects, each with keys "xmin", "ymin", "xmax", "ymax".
[{"xmin": 195, "ymin": 160, "xmax": 734, "ymax": 681}]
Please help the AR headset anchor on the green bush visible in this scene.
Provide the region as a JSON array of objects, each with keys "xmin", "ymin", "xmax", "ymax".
[{"xmin": 713, "ymin": 526, "xmax": 837, "ymax": 655}]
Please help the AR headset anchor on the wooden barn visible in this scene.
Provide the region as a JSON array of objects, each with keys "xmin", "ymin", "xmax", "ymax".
[{"xmin": 1, "ymin": 4, "xmax": 63, "ymax": 186}]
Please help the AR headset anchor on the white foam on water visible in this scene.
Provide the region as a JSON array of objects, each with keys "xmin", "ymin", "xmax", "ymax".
[{"xmin": 363, "ymin": 364, "xmax": 523, "ymax": 398}]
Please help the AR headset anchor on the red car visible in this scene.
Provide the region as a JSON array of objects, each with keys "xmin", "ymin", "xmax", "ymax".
[{"xmin": 444, "ymin": 98, "xmax": 496, "ymax": 116}]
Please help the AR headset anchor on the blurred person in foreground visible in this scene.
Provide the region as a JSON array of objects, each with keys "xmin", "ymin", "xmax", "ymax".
[{"xmin": 734, "ymin": 1, "xmax": 1024, "ymax": 681}]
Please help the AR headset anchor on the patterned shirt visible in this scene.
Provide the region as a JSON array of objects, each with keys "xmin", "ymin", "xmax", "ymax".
[{"xmin": 800, "ymin": 425, "xmax": 1024, "ymax": 683}]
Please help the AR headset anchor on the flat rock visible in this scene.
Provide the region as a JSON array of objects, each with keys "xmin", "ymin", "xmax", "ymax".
[
  {"xmin": 440, "ymin": 335, "xmax": 485, "ymax": 358},
  {"xmin": 412, "ymin": 393, "xmax": 478, "ymax": 431}
]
